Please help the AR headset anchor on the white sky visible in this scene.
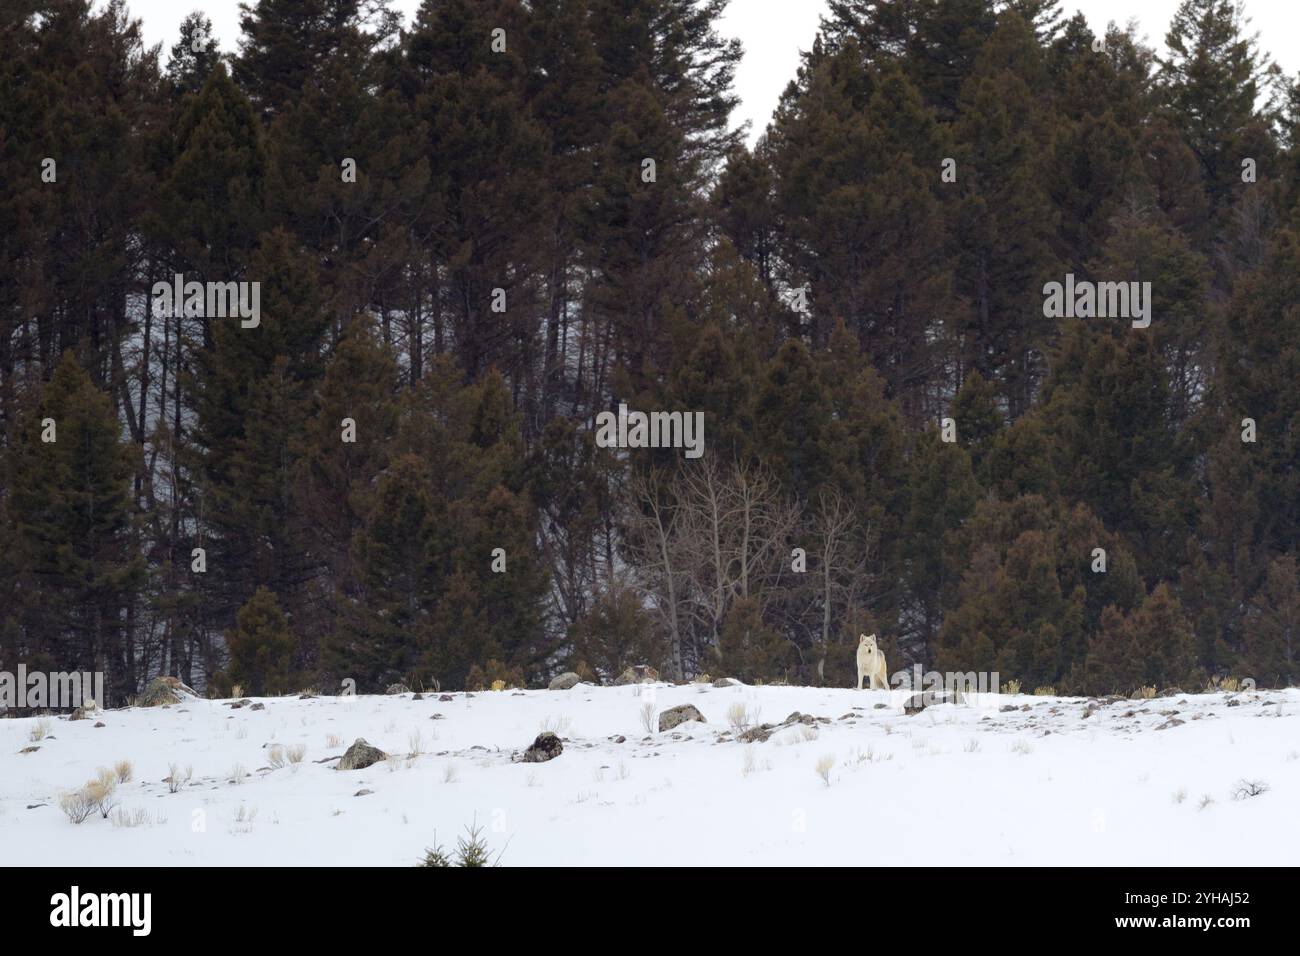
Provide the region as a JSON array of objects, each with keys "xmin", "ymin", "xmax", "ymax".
[{"xmin": 113, "ymin": 0, "xmax": 1299, "ymax": 144}]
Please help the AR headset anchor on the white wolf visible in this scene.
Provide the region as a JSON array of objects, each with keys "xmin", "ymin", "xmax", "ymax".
[{"xmin": 856, "ymin": 633, "xmax": 888, "ymax": 690}]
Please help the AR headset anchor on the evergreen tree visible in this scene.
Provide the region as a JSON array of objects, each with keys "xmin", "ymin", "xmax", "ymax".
[
  {"xmin": 224, "ymin": 586, "xmax": 296, "ymax": 694},
  {"xmin": 2, "ymin": 353, "xmax": 143, "ymax": 701}
]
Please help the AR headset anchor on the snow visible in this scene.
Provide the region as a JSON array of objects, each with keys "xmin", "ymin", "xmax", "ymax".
[{"xmin": 3, "ymin": 683, "xmax": 1297, "ymax": 866}]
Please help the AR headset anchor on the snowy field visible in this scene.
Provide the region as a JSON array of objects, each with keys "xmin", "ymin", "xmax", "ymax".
[{"xmin": 3, "ymin": 682, "xmax": 1297, "ymax": 866}]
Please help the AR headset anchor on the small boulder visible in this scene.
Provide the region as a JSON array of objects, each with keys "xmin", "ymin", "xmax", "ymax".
[
  {"xmin": 386, "ymin": 682, "xmax": 412, "ymax": 695},
  {"xmin": 250, "ymin": 702, "xmax": 265, "ymax": 711},
  {"xmin": 136, "ymin": 676, "xmax": 195, "ymax": 707},
  {"xmin": 549, "ymin": 672, "xmax": 581, "ymax": 690},
  {"xmin": 615, "ymin": 664, "xmax": 660, "ymax": 686},
  {"xmin": 738, "ymin": 723, "xmax": 776, "ymax": 743},
  {"xmin": 712, "ymin": 677, "xmax": 740, "ymax": 688},
  {"xmin": 337, "ymin": 738, "xmax": 387, "ymax": 770},
  {"xmin": 353, "ymin": 789, "xmax": 374, "ymax": 797},
  {"xmin": 522, "ymin": 731, "xmax": 563, "ymax": 763},
  {"xmin": 903, "ymin": 694, "xmax": 927, "ymax": 716},
  {"xmin": 439, "ymin": 694, "xmax": 454, "ymax": 702},
  {"xmin": 93, "ymin": 721, "xmax": 105, "ymax": 728},
  {"xmin": 658, "ymin": 703, "xmax": 706, "ymax": 732}
]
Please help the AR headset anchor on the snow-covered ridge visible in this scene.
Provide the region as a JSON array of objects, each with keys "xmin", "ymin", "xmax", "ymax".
[{"xmin": 4, "ymin": 683, "xmax": 1297, "ymax": 866}]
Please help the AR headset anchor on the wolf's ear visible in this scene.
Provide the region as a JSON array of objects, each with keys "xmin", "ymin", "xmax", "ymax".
[{"xmin": 859, "ymin": 634, "xmax": 867, "ymax": 643}]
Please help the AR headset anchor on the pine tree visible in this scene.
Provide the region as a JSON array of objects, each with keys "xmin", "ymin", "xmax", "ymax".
[
  {"xmin": 1127, "ymin": 582, "xmax": 1198, "ymax": 689},
  {"xmin": 2, "ymin": 353, "xmax": 144, "ymax": 701},
  {"xmin": 189, "ymin": 229, "xmax": 331, "ymax": 665},
  {"xmin": 1160, "ymin": 0, "xmax": 1277, "ymax": 221},
  {"xmin": 1244, "ymin": 554, "xmax": 1300, "ymax": 687},
  {"xmin": 224, "ymin": 586, "xmax": 296, "ymax": 694},
  {"xmin": 951, "ymin": 11, "xmax": 1060, "ymax": 414},
  {"xmin": 167, "ymin": 12, "xmax": 223, "ymax": 98}
]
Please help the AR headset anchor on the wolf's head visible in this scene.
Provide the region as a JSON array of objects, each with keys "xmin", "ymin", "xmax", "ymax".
[{"xmin": 859, "ymin": 633, "xmax": 877, "ymax": 652}]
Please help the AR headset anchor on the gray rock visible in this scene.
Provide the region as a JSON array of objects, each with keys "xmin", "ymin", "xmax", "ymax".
[
  {"xmin": 712, "ymin": 677, "xmax": 740, "ymax": 688},
  {"xmin": 658, "ymin": 703, "xmax": 706, "ymax": 732},
  {"xmin": 353, "ymin": 789, "xmax": 374, "ymax": 797},
  {"xmin": 738, "ymin": 724, "xmax": 775, "ymax": 743},
  {"xmin": 249, "ymin": 702, "xmax": 265, "ymax": 711},
  {"xmin": 548, "ymin": 672, "xmax": 581, "ymax": 690},
  {"xmin": 903, "ymin": 694, "xmax": 927, "ymax": 715},
  {"xmin": 614, "ymin": 664, "xmax": 660, "ymax": 686},
  {"xmin": 522, "ymin": 731, "xmax": 563, "ymax": 763},
  {"xmin": 386, "ymin": 682, "xmax": 412, "ymax": 695},
  {"xmin": 136, "ymin": 676, "xmax": 195, "ymax": 707},
  {"xmin": 337, "ymin": 738, "xmax": 388, "ymax": 770}
]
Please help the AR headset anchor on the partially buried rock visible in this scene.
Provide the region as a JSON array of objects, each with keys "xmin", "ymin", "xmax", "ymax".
[
  {"xmin": 658, "ymin": 703, "xmax": 705, "ymax": 732},
  {"xmin": 903, "ymin": 694, "xmax": 927, "ymax": 716},
  {"xmin": 738, "ymin": 724, "xmax": 775, "ymax": 744},
  {"xmin": 712, "ymin": 677, "xmax": 739, "ymax": 688},
  {"xmin": 386, "ymin": 682, "xmax": 412, "ymax": 695},
  {"xmin": 614, "ymin": 664, "xmax": 660, "ymax": 686},
  {"xmin": 136, "ymin": 676, "xmax": 195, "ymax": 707},
  {"xmin": 522, "ymin": 731, "xmax": 563, "ymax": 763},
  {"xmin": 548, "ymin": 672, "xmax": 580, "ymax": 690},
  {"xmin": 337, "ymin": 738, "xmax": 387, "ymax": 770},
  {"xmin": 249, "ymin": 702, "xmax": 265, "ymax": 711}
]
